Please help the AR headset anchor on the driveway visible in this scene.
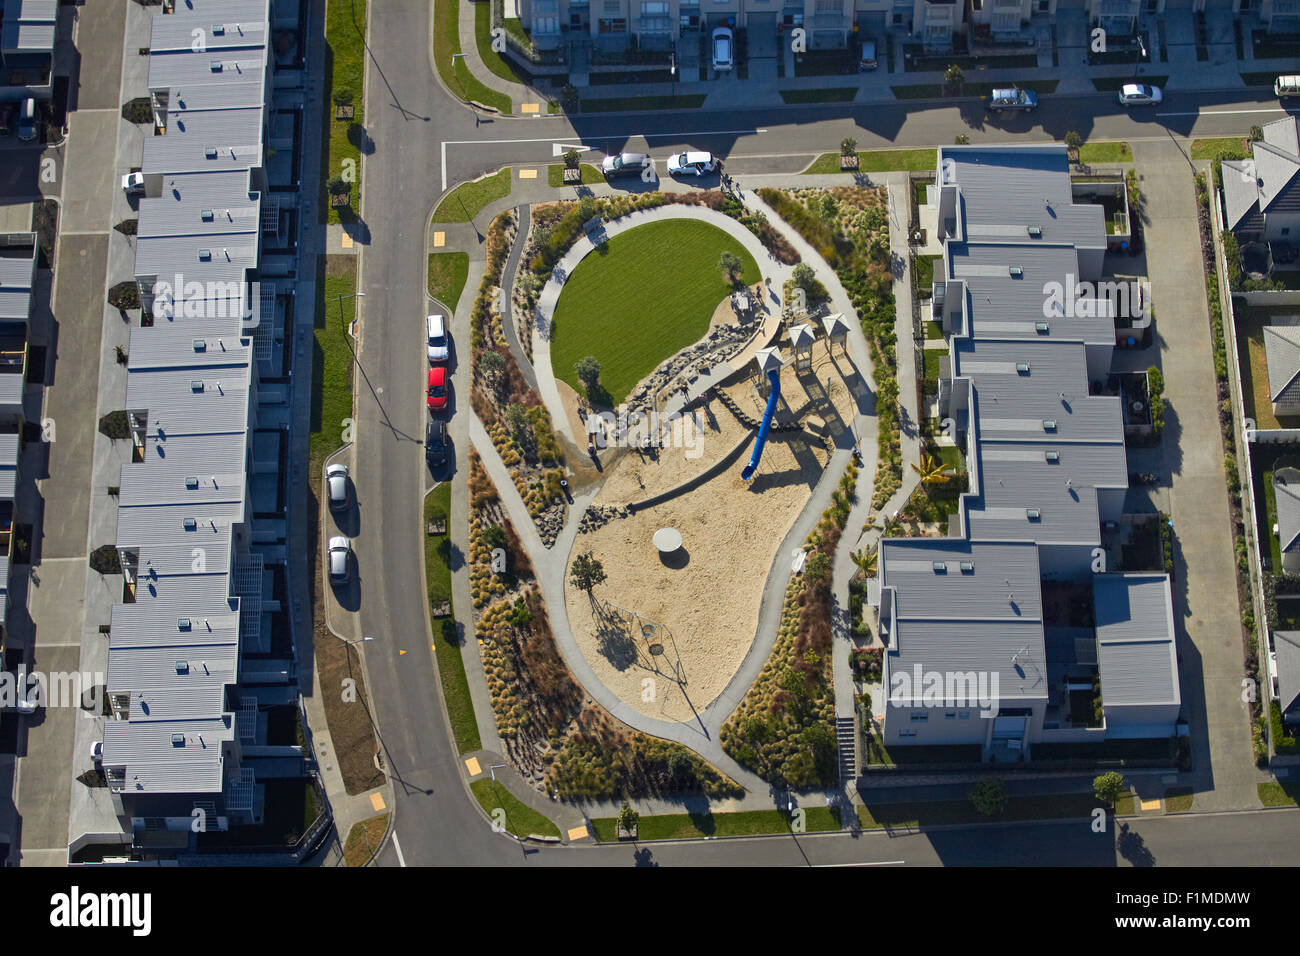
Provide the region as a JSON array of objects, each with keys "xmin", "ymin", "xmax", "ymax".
[{"xmin": 1133, "ymin": 139, "xmax": 1264, "ymax": 810}]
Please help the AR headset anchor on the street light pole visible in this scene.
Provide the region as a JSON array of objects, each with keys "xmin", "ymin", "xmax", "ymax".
[
  {"xmin": 337, "ymin": 290, "xmax": 364, "ymax": 335},
  {"xmin": 670, "ymin": 51, "xmax": 676, "ymax": 98}
]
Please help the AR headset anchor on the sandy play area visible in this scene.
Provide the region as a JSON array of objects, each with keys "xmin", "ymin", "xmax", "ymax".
[{"xmin": 565, "ymin": 342, "xmax": 864, "ymax": 722}]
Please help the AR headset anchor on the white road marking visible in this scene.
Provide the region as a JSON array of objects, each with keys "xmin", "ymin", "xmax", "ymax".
[
  {"xmin": 391, "ymin": 832, "xmax": 407, "ymax": 866},
  {"xmin": 1156, "ymin": 107, "xmax": 1296, "ymax": 117},
  {"xmin": 813, "ymin": 859, "xmax": 906, "ymax": 867}
]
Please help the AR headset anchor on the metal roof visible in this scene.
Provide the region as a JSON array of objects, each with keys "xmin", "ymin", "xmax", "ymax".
[
  {"xmin": 1093, "ymin": 574, "xmax": 1180, "ymax": 707},
  {"xmin": 1274, "ymin": 473, "xmax": 1300, "ymax": 554},
  {"xmin": 102, "ymin": 716, "xmax": 234, "ymax": 795},
  {"xmin": 1274, "ymin": 631, "xmax": 1300, "ymax": 716}
]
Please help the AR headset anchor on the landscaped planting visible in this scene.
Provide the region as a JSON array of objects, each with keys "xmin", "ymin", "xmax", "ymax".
[
  {"xmin": 758, "ymin": 186, "xmax": 901, "ymax": 509},
  {"xmin": 718, "ymin": 463, "xmax": 855, "ymax": 787}
]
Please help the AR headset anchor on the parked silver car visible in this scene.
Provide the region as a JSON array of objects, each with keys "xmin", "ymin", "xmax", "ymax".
[
  {"xmin": 326, "ymin": 463, "xmax": 349, "ymax": 511},
  {"xmin": 328, "ymin": 536, "xmax": 352, "ymax": 584}
]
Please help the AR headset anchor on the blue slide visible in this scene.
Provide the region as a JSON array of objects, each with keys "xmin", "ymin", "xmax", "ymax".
[{"xmin": 741, "ymin": 369, "xmax": 782, "ymax": 481}]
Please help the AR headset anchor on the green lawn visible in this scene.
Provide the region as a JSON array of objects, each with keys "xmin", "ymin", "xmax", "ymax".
[
  {"xmin": 1259, "ymin": 781, "xmax": 1300, "ymax": 807},
  {"xmin": 591, "ymin": 807, "xmax": 841, "ymax": 841},
  {"xmin": 1078, "ymin": 141, "xmax": 1132, "ymax": 164},
  {"xmin": 426, "ymin": 484, "xmax": 481, "ymax": 754},
  {"xmin": 470, "ymin": 779, "xmax": 561, "ymax": 838},
  {"xmin": 890, "ymin": 79, "xmax": 1058, "ymax": 100},
  {"xmin": 580, "ymin": 94, "xmax": 706, "ymax": 113},
  {"xmin": 923, "ymin": 348, "xmax": 943, "ymax": 379},
  {"xmin": 1091, "ymin": 75, "xmax": 1168, "ymax": 92},
  {"xmin": 473, "ymin": 0, "xmax": 530, "ymax": 87},
  {"xmin": 915, "ymin": 253, "xmax": 941, "ymax": 293},
  {"xmin": 804, "ymin": 147, "xmax": 937, "ymax": 175},
  {"xmin": 547, "ymin": 163, "xmax": 604, "ymax": 188},
  {"xmin": 779, "ymin": 87, "xmax": 857, "ymax": 104},
  {"xmin": 321, "ymin": 0, "xmax": 367, "ymax": 224},
  {"xmin": 433, "ymin": 168, "xmax": 512, "ymax": 223},
  {"xmin": 343, "ymin": 813, "xmax": 389, "ymax": 866},
  {"xmin": 924, "ymin": 319, "xmax": 943, "ymax": 340},
  {"xmin": 433, "ymin": 0, "xmax": 512, "ymax": 114},
  {"xmin": 1190, "ymin": 136, "xmax": 1248, "ymax": 161},
  {"xmin": 858, "ymin": 792, "xmax": 1107, "ymax": 829},
  {"xmin": 427, "ymin": 251, "xmax": 470, "ymax": 311},
  {"xmin": 310, "ymin": 256, "xmax": 357, "ymax": 469},
  {"xmin": 1164, "ymin": 788, "xmax": 1193, "ymax": 812},
  {"xmin": 549, "ymin": 219, "xmax": 760, "ymax": 404}
]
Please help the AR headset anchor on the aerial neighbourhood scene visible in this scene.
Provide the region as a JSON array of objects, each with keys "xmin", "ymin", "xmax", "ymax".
[{"xmin": 2, "ymin": 0, "xmax": 1300, "ymax": 908}]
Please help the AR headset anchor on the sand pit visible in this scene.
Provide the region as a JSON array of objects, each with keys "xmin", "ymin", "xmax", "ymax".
[{"xmin": 565, "ymin": 343, "xmax": 865, "ymax": 721}]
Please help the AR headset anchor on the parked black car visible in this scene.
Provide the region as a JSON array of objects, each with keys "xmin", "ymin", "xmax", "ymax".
[
  {"xmin": 601, "ymin": 152, "xmax": 652, "ymax": 179},
  {"xmin": 426, "ymin": 419, "xmax": 448, "ymax": 467}
]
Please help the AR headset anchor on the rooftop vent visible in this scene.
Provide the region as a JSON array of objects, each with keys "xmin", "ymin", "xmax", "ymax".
[
  {"xmin": 209, "ymin": 60, "xmax": 222, "ymax": 72},
  {"xmin": 959, "ymin": 561, "xmax": 974, "ymax": 572},
  {"xmin": 1042, "ymin": 419, "xmax": 1057, "ymax": 431},
  {"xmin": 1034, "ymin": 321, "xmax": 1049, "ymax": 333},
  {"xmin": 201, "ymin": 209, "xmax": 214, "ymax": 221},
  {"xmin": 190, "ymin": 380, "xmax": 204, "ymax": 391},
  {"xmin": 185, "ymin": 476, "xmax": 199, "ymax": 489},
  {"xmin": 1016, "ymin": 362, "xmax": 1030, "ymax": 374},
  {"xmin": 177, "ymin": 618, "xmax": 191, "ymax": 630},
  {"xmin": 198, "ymin": 248, "xmax": 211, "ymax": 260},
  {"xmin": 1045, "ymin": 450, "xmax": 1060, "ymax": 463},
  {"xmin": 1026, "ymin": 508, "xmax": 1041, "ymax": 520},
  {"xmin": 932, "ymin": 561, "xmax": 947, "ymax": 573},
  {"xmin": 171, "ymin": 734, "xmax": 186, "ymax": 746},
  {"xmin": 193, "ymin": 338, "xmax": 206, "ymax": 351},
  {"xmin": 212, "ymin": 23, "xmax": 225, "ymax": 34},
  {"xmin": 1028, "ymin": 226, "xmax": 1042, "ymax": 238},
  {"xmin": 182, "ymin": 517, "xmax": 197, "ymax": 531},
  {"xmin": 175, "ymin": 660, "xmax": 190, "ymax": 674},
  {"xmin": 1009, "ymin": 266, "xmax": 1023, "ymax": 278},
  {"xmin": 204, "ymin": 146, "xmax": 217, "ymax": 159}
]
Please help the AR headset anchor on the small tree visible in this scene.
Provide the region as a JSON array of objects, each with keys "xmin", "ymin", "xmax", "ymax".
[
  {"xmin": 969, "ymin": 778, "xmax": 1006, "ymax": 817},
  {"xmin": 332, "ymin": 87, "xmax": 354, "ymax": 106},
  {"xmin": 953, "ymin": 133, "xmax": 970, "ymax": 146},
  {"xmin": 1064, "ymin": 130, "xmax": 1082, "ymax": 154},
  {"xmin": 482, "ymin": 524, "xmax": 508, "ymax": 550},
  {"xmin": 1093, "ymin": 771, "xmax": 1126, "ymax": 805},
  {"xmin": 560, "ymin": 83, "xmax": 579, "ymax": 111},
  {"xmin": 327, "ymin": 176, "xmax": 350, "ymax": 195},
  {"xmin": 719, "ymin": 251, "xmax": 744, "ymax": 286},
  {"xmin": 506, "ymin": 402, "xmax": 529, "ymax": 443},
  {"xmin": 577, "ymin": 195, "xmax": 598, "ymax": 222},
  {"xmin": 1249, "ymin": 125, "xmax": 1264, "ymax": 143},
  {"xmin": 944, "ymin": 63, "xmax": 964, "ymax": 93},
  {"xmin": 564, "ymin": 148, "xmax": 580, "ymax": 170},
  {"xmin": 479, "ymin": 348, "xmax": 505, "ymax": 384},
  {"xmin": 840, "ymin": 137, "xmax": 857, "ymax": 157},
  {"xmin": 617, "ymin": 801, "xmax": 639, "ymax": 835},
  {"xmin": 570, "ymin": 551, "xmax": 607, "ymax": 595},
  {"xmin": 574, "ymin": 355, "xmax": 601, "ymax": 396},
  {"xmin": 818, "ymin": 192, "xmax": 840, "ymax": 223}
]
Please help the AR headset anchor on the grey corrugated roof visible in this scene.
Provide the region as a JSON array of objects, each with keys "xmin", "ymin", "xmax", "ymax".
[
  {"xmin": 5, "ymin": 0, "xmax": 58, "ymax": 18},
  {"xmin": 881, "ymin": 539, "xmax": 1043, "ymax": 621},
  {"xmin": 1274, "ymin": 631, "xmax": 1300, "ymax": 716},
  {"xmin": 111, "ymin": 603, "xmax": 240, "ymax": 649},
  {"xmin": 1222, "ymin": 161, "xmax": 1263, "ymax": 232},
  {"xmin": 125, "ymin": 363, "xmax": 251, "ymax": 437},
  {"xmin": 1265, "ymin": 325, "xmax": 1300, "ymax": 402},
  {"xmin": 888, "ymin": 619, "xmax": 1049, "ymax": 703},
  {"xmin": 101, "ymin": 716, "xmax": 233, "ymax": 795},
  {"xmin": 1, "ymin": 20, "xmax": 53, "ymax": 52},
  {"xmin": 939, "ymin": 145, "xmax": 1106, "ymax": 251},
  {"xmin": 127, "ymin": 326, "xmax": 252, "ymax": 371},
  {"xmin": 1093, "ymin": 574, "xmax": 1179, "ymax": 707},
  {"xmin": 149, "ymin": 0, "xmax": 269, "ymax": 53},
  {"xmin": 1274, "ymin": 474, "xmax": 1300, "ymax": 554},
  {"xmin": 1265, "ymin": 116, "xmax": 1300, "ymax": 156}
]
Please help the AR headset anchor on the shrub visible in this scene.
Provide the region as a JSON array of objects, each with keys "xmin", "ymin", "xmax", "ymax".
[
  {"xmin": 98, "ymin": 410, "xmax": 130, "ymax": 440},
  {"xmin": 969, "ymin": 778, "xmax": 1006, "ymax": 816},
  {"xmin": 121, "ymin": 97, "xmax": 153, "ymax": 124},
  {"xmin": 332, "ymin": 87, "xmax": 354, "ymax": 106},
  {"xmin": 574, "ymin": 355, "xmax": 601, "ymax": 396},
  {"xmin": 1093, "ymin": 771, "xmax": 1126, "ymax": 804},
  {"xmin": 89, "ymin": 545, "xmax": 122, "ymax": 576},
  {"xmin": 113, "ymin": 219, "xmax": 138, "ymax": 236},
  {"xmin": 840, "ymin": 137, "xmax": 856, "ymax": 156},
  {"xmin": 107, "ymin": 282, "xmax": 139, "ymax": 311}
]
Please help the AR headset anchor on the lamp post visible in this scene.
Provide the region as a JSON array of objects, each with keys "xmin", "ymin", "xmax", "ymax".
[
  {"xmin": 669, "ymin": 51, "xmax": 676, "ymax": 98},
  {"xmin": 1133, "ymin": 32, "xmax": 1147, "ymax": 80},
  {"xmin": 337, "ymin": 290, "xmax": 364, "ymax": 334}
]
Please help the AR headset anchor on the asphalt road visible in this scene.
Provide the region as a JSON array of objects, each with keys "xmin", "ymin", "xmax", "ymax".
[{"xmin": 343, "ymin": 0, "xmax": 1299, "ymax": 866}]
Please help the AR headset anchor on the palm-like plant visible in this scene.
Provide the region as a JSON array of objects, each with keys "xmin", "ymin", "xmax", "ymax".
[
  {"xmin": 910, "ymin": 453, "xmax": 950, "ymax": 485},
  {"xmin": 851, "ymin": 546, "xmax": 878, "ymax": 576}
]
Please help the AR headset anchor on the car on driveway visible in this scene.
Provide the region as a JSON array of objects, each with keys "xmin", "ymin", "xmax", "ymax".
[
  {"xmin": 667, "ymin": 151, "xmax": 718, "ymax": 177},
  {"xmin": 427, "ymin": 366, "xmax": 448, "ymax": 410},
  {"xmin": 712, "ymin": 27, "xmax": 733, "ymax": 71},
  {"xmin": 426, "ymin": 313, "xmax": 448, "ymax": 363},
  {"xmin": 121, "ymin": 171, "xmax": 145, "ymax": 194},
  {"xmin": 328, "ymin": 537, "xmax": 352, "ymax": 585},
  {"xmin": 988, "ymin": 87, "xmax": 1037, "ymax": 112},
  {"xmin": 426, "ymin": 419, "xmax": 448, "ymax": 467},
  {"xmin": 16, "ymin": 98, "xmax": 36, "ymax": 142},
  {"xmin": 601, "ymin": 152, "xmax": 652, "ymax": 179},
  {"xmin": 90, "ymin": 740, "xmax": 103, "ymax": 763},
  {"xmin": 1117, "ymin": 83, "xmax": 1162, "ymax": 107},
  {"xmin": 326, "ymin": 463, "xmax": 349, "ymax": 511}
]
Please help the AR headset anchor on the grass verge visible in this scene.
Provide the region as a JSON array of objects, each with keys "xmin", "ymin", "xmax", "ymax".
[
  {"xmin": 343, "ymin": 813, "xmax": 389, "ymax": 866},
  {"xmin": 1259, "ymin": 781, "xmax": 1300, "ymax": 807},
  {"xmin": 1190, "ymin": 136, "xmax": 1248, "ymax": 161},
  {"xmin": 779, "ymin": 87, "xmax": 857, "ymax": 104},
  {"xmin": 580, "ymin": 94, "xmax": 706, "ymax": 113},
  {"xmin": 858, "ymin": 792, "xmax": 1107, "ymax": 828},
  {"xmin": 433, "ymin": 168, "xmax": 512, "ymax": 224},
  {"xmin": 547, "ymin": 163, "xmax": 604, "ymax": 188},
  {"xmin": 1078, "ymin": 141, "xmax": 1132, "ymax": 164},
  {"xmin": 1164, "ymin": 788, "xmax": 1193, "ymax": 812},
  {"xmin": 1091, "ymin": 75, "xmax": 1168, "ymax": 92},
  {"xmin": 474, "ymin": 0, "xmax": 531, "ymax": 87},
  {"xmin": 804, "ymin": 147, "xmax": 937, "ymax": 175},
  {"xmin": 426, "ymin": 483, "xmax": 481, "ymax": 754},
  {"xmin": 591, "ymin": 807, "xmax": 841, "ymax": 841},
  {"xmin": 321, "ymin": 0, "xmax": 367, "ymax": 224},
  {"xmin": 470, "ymin": 778, "xmax": 561, "ymax": 838},
  {"xmin": 428, "ymin": 251, "xmax": 470, "ymax": 311},
  {"xmin": 311, "ymin": 256, "xmax": 357, "ymax": 468},
  {"xmin": 434, "ymin": 0, "xmax": 512, "ymax": 114}
]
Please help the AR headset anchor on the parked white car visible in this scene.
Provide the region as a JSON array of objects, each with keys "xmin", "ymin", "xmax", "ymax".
[
  {"xmin": 326, "ymin": 463, "xmax": 349, "ymax": 511},
  {"xmin": 712, "ymin": 28, "xmax": 733, "ymax": 72},
  {"xmin": 328, "ymin": 536, "xmax": 352, "ymax": 585},
  {"xmin": 667, "ymin": 151, "xmax": 718, "ymax": 177},
  {"xmin": 90, "ymin": 740, "xmax": 103, "ymax": 763},
  {"xmin": 426, "ymin": 313, "xmax": 448, "ymax": 362},
  {"xmin": 121, "ymin": 171, "xmax": 145, "ymax": 194},
  {"xmin": 1117, "ymin": 83, "xmax": 1162, "ymax": 107}
]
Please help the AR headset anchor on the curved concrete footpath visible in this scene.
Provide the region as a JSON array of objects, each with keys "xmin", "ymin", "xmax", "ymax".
[{"xmin": 497, "ymin": 202, "xmax": 538, "ymax": 393}]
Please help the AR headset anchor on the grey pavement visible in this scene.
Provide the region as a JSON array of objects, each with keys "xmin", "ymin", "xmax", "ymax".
[{"xmin": 1133, "ymin": 140, "xmax": 1267, "ymax": 811}]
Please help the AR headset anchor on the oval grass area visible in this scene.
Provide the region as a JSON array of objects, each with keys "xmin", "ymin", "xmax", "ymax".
[{"xmin": 549, "ymin": 218, "xmax": 761, "ymax": 405}]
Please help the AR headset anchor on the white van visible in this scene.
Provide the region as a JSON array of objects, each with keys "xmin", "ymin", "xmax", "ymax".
[
  {"xmin": 1276, "ymin": 75, "xmax": 1300, "ymax": 98},
  {"xmin": 16, "ymin": 98, "xmax": 36, "ymax": 142},
  {"xmin": 426, "ymin": 313, "xmax": 448, "ymax": 363}
]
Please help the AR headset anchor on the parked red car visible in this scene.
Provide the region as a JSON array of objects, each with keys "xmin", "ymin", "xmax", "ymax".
[{"xmin": 427, "ymin": 366, "xmax": 448, "ymax": 410}]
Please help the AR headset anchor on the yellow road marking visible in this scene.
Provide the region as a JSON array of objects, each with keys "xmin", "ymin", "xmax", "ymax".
[
  {"xmin": 465, "ymin": 757, "xmax": 482, "ymax": 776},
  {"xmin": 567, "ymin": 825, "xmax": 588, "ymax": 841},
  {"xmin": 433, "ymin": 231, "xmax": 446, "ymax": 247},
  {"xmin": 521, "ymin": 102, "xmax": 540, "ymax": 114},
  {"xmin": 370, "ymin": 792, "xmax": 387, "ymax": 811},
  {"xmin": 518, "ymin": 168, "xmax": 537, "ymax": 179}
]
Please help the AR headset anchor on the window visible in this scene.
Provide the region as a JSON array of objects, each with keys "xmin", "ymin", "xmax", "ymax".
[
  {"xmin": 1283, "ymin": 228, "xmax": 1292, "ymax": 236},
  {"xmin": 599, "ymin": 16, "xmax": 626, "ymax": 31},
  {"xmin": 603, "ymin": 0, "xmax": 620, "ymax": 11},
  {"xmin": 959, "ymin": 711, "xmax": 970, "ymax": 719},
  {"xmin": 899, "ymin": 728, "xmax": 918, "ymax": 737},
  {"xmin": 945, "ymin": 711, "xmax": 956, "ymax": 720},
  {"xmin": 911, "ymin": 711, "xmax": 929, "ymax": 722},
  {"xmin": 641, "ymin": 1, "xmax": 667, "ymax": 12}
]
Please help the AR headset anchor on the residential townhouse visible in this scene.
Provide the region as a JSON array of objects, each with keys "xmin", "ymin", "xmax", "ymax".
[
  {"xmin": 869, "ymin": 144, "xmax": 1182, "ymax": 760},
  {"xmin": 0, "ymin": 0, "xmax": 56, "ymax": 102},
  {"xmin": 0, "ymin": 232, "xmax": 36, "ymax": 651},
  {"xmin": 84, "ymin": 0, "xmax": 315, "ymax": 858}
]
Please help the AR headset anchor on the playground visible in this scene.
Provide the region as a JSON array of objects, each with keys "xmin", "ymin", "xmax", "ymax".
[{"xmin": 564, "ymin": 332, "xmax": 865, "ymax": 722}]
